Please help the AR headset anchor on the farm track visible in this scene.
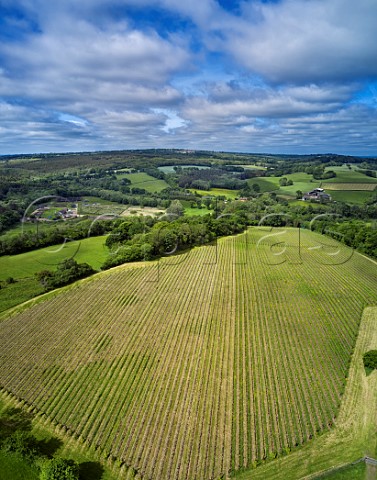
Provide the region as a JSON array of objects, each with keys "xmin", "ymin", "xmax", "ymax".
[{"xmin": 0, "ymin": 227, "xmax": 376, "ymax": 480}]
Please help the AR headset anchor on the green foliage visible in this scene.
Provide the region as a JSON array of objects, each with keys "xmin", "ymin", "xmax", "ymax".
[
  {"xmin": 2, "ymin": 431, "xmax": 38, "ymax": 460},
  {"xmin": 363, "ymin": 350, "xmax": 377, "ymax": 370},
  {"xmin": 0, "ymin": 408, "xmax": 33, "ymax": 443},
  {"xmin": 36, "ymin": 258, "xmax": 95, "ymax": 290},
  {"xmin": 39, "ymin": 458, "xmax": 79, "ymax": 480},
  {"xmin": 279, "ymin": 177, "xmax": 293, "ymax": 186},
  {"xmin": 166, "ymin": 199, "xmax": 184, "ymax": 217}
]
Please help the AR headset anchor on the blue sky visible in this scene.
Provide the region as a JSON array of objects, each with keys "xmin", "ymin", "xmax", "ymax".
[{"xmin": 0, "ymin": 0, "xmax": 376, "ymax": 155}]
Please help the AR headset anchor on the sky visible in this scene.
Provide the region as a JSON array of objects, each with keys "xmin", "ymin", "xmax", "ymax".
[{"xmin": 0, "ymin": 0, "xmax": 377, "ymax": 156}]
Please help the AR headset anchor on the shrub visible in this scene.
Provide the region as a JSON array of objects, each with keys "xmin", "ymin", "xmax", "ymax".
[
  {"xmin": 363, "ymin": 350, "xmax": 377, "ymax": 370},
  {"xmin": 39, "ymin": 458, "xmax": 79, "ymax": 480}
]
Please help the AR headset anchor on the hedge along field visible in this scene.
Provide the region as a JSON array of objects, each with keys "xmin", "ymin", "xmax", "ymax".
[{"xmin": 0, "ymin": 228, "xmax": 377, "ymax": 480}]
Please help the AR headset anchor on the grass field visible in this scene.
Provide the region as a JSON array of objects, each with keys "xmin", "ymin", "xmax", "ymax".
[
  {"xmin": 248, "ymin": 174, "xmax": 321, "ymax": 197},
  {"xmin": 0, "ymin": 278, "xmax": 44, "ymax": 313},
  {"xmin": 329, "ymin": 191, "xmax": 374, "ymax": 205},
  {"xmin": 322, "ymin": 168, "xmax": 377, "ymax": 184},
  {"xmin": 0, "ymin": 228, "xmax": 376, "ymax": 480},
  {"xmin": 118, "ymin": 172, "xmax": 169, "ymax": 193},
  {"xmin": 0, "ymin": 235, "xmax": 108, "ymax": 281},
  {"xmin": 188, "ymin": 187, "xmax": 240, "ymax": 199},
  {"xmin": 314, "ymin": 461, "xmax": 366, "ymax": 479},
  {"xmin": 0, "ymin": 221, "xmax": 65, "ymax": 240},
  {"xmin": 246, "ymin": 177, "xmax": 279, "ymax": 193},
  {"xmin": 0, "ymin": 235, "xmax": 109, "ymax": 312}
]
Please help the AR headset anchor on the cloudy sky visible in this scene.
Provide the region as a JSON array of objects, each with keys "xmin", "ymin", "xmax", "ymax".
[{"xmin": 1, "ymin": 0, "xmax": 377, "ymax": 155}]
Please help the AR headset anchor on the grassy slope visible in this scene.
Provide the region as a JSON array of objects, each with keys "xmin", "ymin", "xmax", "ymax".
[
  {"xmin": 235, "ymin": 304, "xmax": 377, "ymax": 480},
  {"xmin": 0, "ymin": 235, "xmax": 108, "ymax": 281},
  {"xmin": 0, "ymin": 235, "xmax": 109, "ymax": 312},
  {"xmin": 119, "ymin": 172, "xmax": 169, "ymax": 193},
  {"xmin": 0, "ymin": 278, "xmax": 44, "ymax": 314},
  {"xmin": 330, "ymin": 191, "xmax": 374, "ymax": 205},
  {"xmin": 188, "ymin": 187, "xmax": 240, "ymax": 198},
  {"xmin": 322, "ymin": 167, "xmax": 377, "ymax": 184},
  {"xmin": 315, "ymin": 461, "xmax": 366, "ymax": 479}
]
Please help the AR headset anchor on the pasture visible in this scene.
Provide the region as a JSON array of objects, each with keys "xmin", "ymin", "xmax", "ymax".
[
  {"xmin": 117, "ymin": 172, "xmax": 169, "ymax": 193},
  {"xmin": 0, "ymin": 236, "xmax": 108, "ymax": 281},
  {"xmin": 0, "ymin": 228, "xmax": 376, "ymax": 480}
]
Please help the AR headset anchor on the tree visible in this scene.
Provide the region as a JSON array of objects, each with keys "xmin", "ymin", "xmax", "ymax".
[
  {"xmin": 363, "ymin": 350, "xmax": 377, "ymax": 370},
  {"xmin": 166, "ymin": 200, "xmax": 184, "ymax": 217},
  {"xmin": 39, "ymin": 458, "xmax": 79, "ymax": 480},
  {"xmin": 296, "ymin": 190, "xmax": 303, "ymax": 199}
]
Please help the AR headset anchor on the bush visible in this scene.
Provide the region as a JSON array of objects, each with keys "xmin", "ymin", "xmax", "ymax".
[
  {"xmin": 2, "ymin": 431, "xmax": 38, "ymax": 460},
  {"xmin": 36, "ymin": 259, "xmax": 95, "ymax": 290},
  {"xmin": 39, "ymin": 458, "xmax": 79, "ymax": 480},
  {"xmin": 363, "ymin": 350, "xmax": 377, "ymax": 370}
]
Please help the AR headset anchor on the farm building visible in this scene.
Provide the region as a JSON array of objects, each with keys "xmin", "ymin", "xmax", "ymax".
[{"xmin": 302, "ymin": 188, "xmax": 331, "ymax": 202}]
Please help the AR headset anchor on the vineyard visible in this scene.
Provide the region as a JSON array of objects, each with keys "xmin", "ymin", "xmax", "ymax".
[
  {"xmin": 324, "ymin": 183, "xmax": 377, "ymax": 191},
  {"xmin": 0, "ymin": 228, "xmax": 376, "ymax": 480}
]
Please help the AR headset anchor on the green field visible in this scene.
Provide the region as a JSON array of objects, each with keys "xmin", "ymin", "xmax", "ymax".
[
  {"xmin": 322, "ymin": 167, "xmax": 377, "ymax": 184},
  {"xmin": 0, "ymin": 235, "xmax": 109, "ymax": 312},
  {"xmin": 118, "ymin": 172, "xmax": 169, "ymax": 192},
  {"xmin": 0, "ymin": 228, "xmax": 376, "ymax": 480},
  {"xmin": 0, "ymin": 221, "xmax": 64, "ymax": 240},
  {"xmin": 246, "ymin": 177, "xmax": 279, "ymax": 193},
  {"xmin": 329, "ymin": 191, "xmax": 374, "ymax": 205},
  {"xmin": 314, "ymin": 461, "xmax": 366, "ymax": 479},
  {"xmin": 188, "ymin": 187, "xmax": 240, "ymax": 199},
  {"xmin": 0, "ymin": 278, "xmax": 44, "ymax": 313},
  {"xmin": 0, "ymin": 236, "xmax": 108, "ymax": 282},
  {"xmin": 247, "ymin": 173, "xmax": 320, "ymax": 196}
]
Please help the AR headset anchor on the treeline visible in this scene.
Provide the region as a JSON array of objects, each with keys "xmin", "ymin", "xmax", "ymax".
[
  {"xmin": 0, "ymin": 406, "xmax": 84, "ymax": 480},
  {"xmin": 176, "ymin": 167, "xmax": 248, "ymax": 190},
  {"xmin": 0, "ymin": 219, "xmax": 114, "ymax": 256},
  {"xmin": 310, "ymin": 220, "xmax": 377, "ymax": 259},
  {"xmin": 224, "ymin": 195, "xmax": 377, "ymax": 259},
  {"xmin": 102, "ymin": 213, "xmax": 248, "ymax": 269}
]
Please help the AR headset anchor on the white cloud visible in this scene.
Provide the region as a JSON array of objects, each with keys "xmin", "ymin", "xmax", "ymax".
[
  {"xmin": 223, "ymin": 0, "xmax": 377, "ymax": 83},
  {"xmin": 0, "ymin": 0, "xmax": 377, "ymax": 154}
]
